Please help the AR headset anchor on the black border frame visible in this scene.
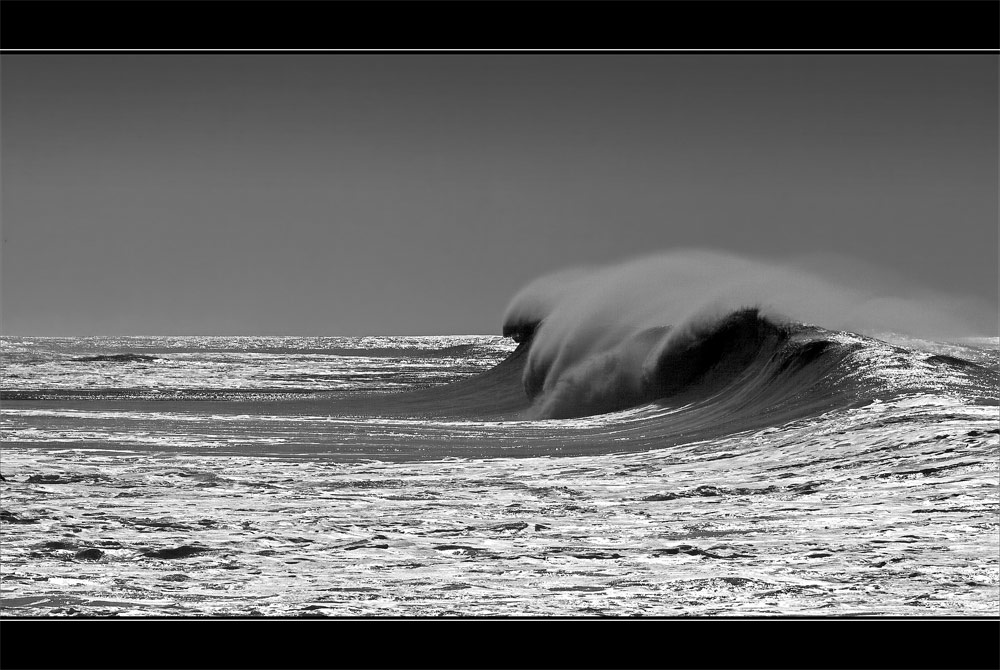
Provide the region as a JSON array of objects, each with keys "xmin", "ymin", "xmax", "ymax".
[{"xmin": 1, "ymin": 2, "xmax": 998, "ymax": 669}]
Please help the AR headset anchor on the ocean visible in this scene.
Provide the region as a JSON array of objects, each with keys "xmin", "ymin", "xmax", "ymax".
[{"xmin": 1, "ymin": 319, "xmax": 998, "ymax": 616}]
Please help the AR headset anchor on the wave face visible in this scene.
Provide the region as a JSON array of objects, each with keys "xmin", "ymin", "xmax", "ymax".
[
  {"xmin": 330, "ymin": 309, "xmax": 996, "ymax": 459},
  {"xmin": 520, "ymin": 308, "xmax": 792, "ymax": 419},
  {"xmin": 493, "ymin": 251, "xmax": 997, "ymax": 421}
]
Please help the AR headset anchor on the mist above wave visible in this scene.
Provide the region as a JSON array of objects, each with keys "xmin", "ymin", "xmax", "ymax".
[{"xmin": 502, "ymin": 250, "xmax": 989, "ymax": 418}]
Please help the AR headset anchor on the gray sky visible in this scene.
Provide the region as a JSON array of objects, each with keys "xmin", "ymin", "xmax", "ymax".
[{"xmin": 2, "ymin": 54, "xmax": 997, "ymax": 335}]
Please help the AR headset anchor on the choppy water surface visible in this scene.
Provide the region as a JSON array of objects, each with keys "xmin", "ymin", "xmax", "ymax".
[
  {"xmin": 1, "ymin": 333, "xmax": 997, "ymax": 616},
  {"xmin": 2, "ymin": 335, "xmax": 511, "ymax": 397}
]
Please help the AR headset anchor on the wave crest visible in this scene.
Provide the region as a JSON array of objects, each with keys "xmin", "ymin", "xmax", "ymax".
[{"xmin": 501, "ymin": 250, "xmax": 985, "ymax": 419}]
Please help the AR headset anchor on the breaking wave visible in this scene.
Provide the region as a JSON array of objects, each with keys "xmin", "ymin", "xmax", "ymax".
[{"xmin": 366, "ymin": 252, "xmax": 997, "ymax": 440}]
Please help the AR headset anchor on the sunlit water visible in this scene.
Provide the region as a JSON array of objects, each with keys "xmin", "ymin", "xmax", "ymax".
[{"xmin": 1, "ymin": 334, "xmax": 997, "ymax": 616}]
